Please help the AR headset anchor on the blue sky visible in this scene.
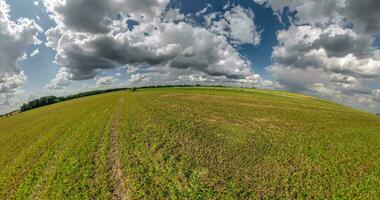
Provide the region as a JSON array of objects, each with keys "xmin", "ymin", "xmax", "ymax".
[
  {"xmin": 1, "ymin": 0, "xmax": 380, "ymax": 114},
  {"xmin": 8, "ymin": 0, "xmax": 58, "ymax": 97},
  {"xmin": 169, "ymin": 0, "xmax": 289, "ymax": 78}
]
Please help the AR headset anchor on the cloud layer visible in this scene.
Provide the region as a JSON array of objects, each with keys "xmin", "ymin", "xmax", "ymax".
[
  {"xmin": 0, "ymin": 0, "xmax": 41, "ymax": 112},
  {"xmin": 255, "ymin": 0, "xmax": 380, "ymax": 110},
  {"xmin": 44, "ymin": 0, "xmax": 266, "ymax": 89},
  {"xmin": 1, "ymin": 0, "xmax": 380, "ymax": 113},
  {"xmin": 206, "ymin": 5, "xmax": 261, "ymax": 46},
  {"xmin": 254, "ymin": 0, "xmax": 380, "ymax": 35}
]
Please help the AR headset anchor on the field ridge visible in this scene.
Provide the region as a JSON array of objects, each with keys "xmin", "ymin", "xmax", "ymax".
[{"xmin": 109, "ymin": 98, "xmax": 129, "ymax": 200}]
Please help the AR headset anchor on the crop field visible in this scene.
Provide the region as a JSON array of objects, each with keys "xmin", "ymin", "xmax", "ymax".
[{"xmin": 0, "ymin": 87, "xmax": 379, "ymax": 199}]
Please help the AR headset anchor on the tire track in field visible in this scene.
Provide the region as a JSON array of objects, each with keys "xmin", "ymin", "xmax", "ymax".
[{"xmin": 109, "ymin": 98, "xmax": 129, "ymax": 200}]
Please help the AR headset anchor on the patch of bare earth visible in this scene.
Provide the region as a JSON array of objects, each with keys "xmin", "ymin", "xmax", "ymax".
[{"xmin": 109, "ymin": 98, "xmax": 128, "ymax": 200}]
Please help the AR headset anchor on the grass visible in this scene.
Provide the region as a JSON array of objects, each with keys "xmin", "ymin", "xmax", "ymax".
[{"xmin": 0, "ymin": 87, "xmax": 379, "ymax": 199}]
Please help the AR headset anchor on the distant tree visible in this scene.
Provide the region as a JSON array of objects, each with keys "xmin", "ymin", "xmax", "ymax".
[
  {"xmin": 21, "ymin": 103, "xmax": 27, "ymax": 112},
  {"xmin": 20, "ymin": 85, "xmax": 240, "ymax": 112},
  {"xmin": 20, "ymin": 96, "xmax": 60, "ymax": 112}
]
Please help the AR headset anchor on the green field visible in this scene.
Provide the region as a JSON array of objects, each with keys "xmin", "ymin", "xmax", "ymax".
[{"xmin": 0, "ymin": 87, "xmax": 379, "ymax": 199}]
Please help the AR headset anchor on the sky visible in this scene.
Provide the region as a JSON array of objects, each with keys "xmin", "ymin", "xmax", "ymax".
[{"xmin": 1, "ymin": 0, "xmax": 380, "ymax": 114}]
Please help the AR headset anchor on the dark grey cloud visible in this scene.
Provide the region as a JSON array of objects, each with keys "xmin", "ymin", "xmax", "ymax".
[
  {"xmin": 88, "ymin": 36, "xmax": 166, "ymax": 66},
  {"xmin": 55, "ymin": 22, "xmax": 257, "ymax": 81},
  {"xmin": 344, "ymin": 0, "xmax": 380, "ymax": 34},
  {"xmin": 43, "ymin": 0, "xmax": 269, "ymax": 90},
  {"xmin": 56, "ymin": 35, "xmax": 169, "ymax": 80},
  {"xmin": 330, "ymin": 74, "xmax": 356, "ymax": 84},
  {"xmin": 269, "ymin": 67, "xmax": 325, "ymax": 92},
  {"xmin": 53, "ymin": 0, "xmax": 113, "ymax": 33},
  {"xmin": 46, "ymin": 5, "xmax": 265, "ymax": 89},
  {"xmin": 272, "ymin": 25, "xmax": 380, "ymax": 79},
  {"xmin": 267, "ymin": 16, "xmax": 380, "ymax": 110},
  {"xmin": 44, "ymin": 0, "xmax": 170, "ymax": 34},
  {"xmin": 254, "ymin": 0, "xmax": 380, "ymax": 35},
  {"xmin": 312, "ymin": 33, "xmax": 373, "ymax": 57}
]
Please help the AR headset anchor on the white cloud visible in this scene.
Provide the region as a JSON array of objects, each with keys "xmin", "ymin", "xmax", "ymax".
[
  {"xmin": 373, "ymin": 89, "xmax": 380, "ymax": 98},
  {"xmin": 125, "ymin": 69, "xmax": 267, "ymax": 88},
  {"xmin": 206, "ymin": 6, "xmax": 261, "ymax": 46},
  {"xmin": 0, "ymin": 72, "xmax": 27, "ymax": 93},
  {"xmin": 44, "ymin": 2, "xmax": 268, "ymax": 90},
  {"xmin": 46, "ymin": 68, "xmax": 70, "ymax": 90},
  {"xmin": 195, "ymin": 4, "xmax": 212, "ymax": 17},
  {"xmin": 128, "ymin": 73, "xmax": 152, "ymax": 84},
  {"xmin": 358, "ymin": 96, "xmax": 378, "ymax": 108},
  {"xmin": 271, "ymin": 24, "xmax": 380, "ymax": 80},
  {"xmin": 266, "ymin": 9, "xmax": 380, "ymax": 111},
  {"xmin": 329, "ymin": 74, "xmax": 357, "ymax": 89},
  {"xmin": 255, "ymin": 0, "xmax": 380, "ymax": 110},
  {"xmin": 254, "ymin": 0, "xmax": 380, "ymax": 111},
  {"xmin": 95, "ymin": 76, "xmax": 117, "ymax": 87},
  {"xmin": 162, "ymin": 9, "xmax": 185, "ymax": 22},
  {"xmin": 44, "ymin": 26, "xmax": 62, "ymax": 50},
  {"xmin": 0, "ymin": 92, "xmax": 24, "ymax": 113},
  {"xmin": 0, "ymin": 0, "xmax": 42, "ymax": 112},
  {"xmin": 313, "ymin": 83, "xmax": 341, "ymax": 98},
  {"xmin": 30, "ymin": 49, "xmax": 39, "ymax": 57},
  {"xmin": 43, "ymin": 0, "xmax": 169, "ymax": 34},
  {"xmin": 253, "ymin": 0, "xmax": 380, "ymax": 35}
]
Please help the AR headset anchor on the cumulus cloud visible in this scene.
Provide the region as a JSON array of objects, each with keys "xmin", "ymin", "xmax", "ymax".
[
  {"xmin": 253, "ymin": 0, "xmax": 380, "ymax": 35},
  {"xmin": 43, "ymin": 0, "xmax": 169, "ymax": 34},
  {"xmin": 162, "ymin": 8, "xmax": 185, "ymax": 23},
  {"xmin": 250, "ymin": 0, "xmax": 380, "ymax": 111},
  {"xmin": 253, "ymin": 0, "xmax": 344, "ymax": 25},
  {"xmin": 46, "ymin": 68, "xmax": 70, "ymax": 90},
  {"xmin": 343, "ymin": 0, "xmax": 380, "ymax": 35},
  {"xmin": 358, "ymin": 89, "xmax": 380, "ymax": 108},
  {"xmin": 128, "ymin": 73, "xmax": 152, "ymax": 84},
  {"xmin": 312, "ymin": 83, "xmax": 341, "ymax": 98},
  {"xmin": 0, "ymin": 92, "xmax": 24, "ymax": 114},
  {"xmin": 0, "ymin": 0, "xmax": 41, "ymax": 108},
  {"xmin": 95, "ymin": 76, "xmax": 117, "ymax": 87},
  {"xmin": 45, "ymin": 26, "xmax": 61, "ymax": 50},
  {"xmin": 269, "ymin": 24, "xmax": 380, "ymax": 101},
  {"xmin": 0, "ymin": 72, "xmax": 27, "ymax": 93},
  {"xmin": 30, "ymin": 49, "xmax": 39, "ymax": 57},
  {"xmin": 126, "ymin": 69, "xmax": 268, "ymax": 88},
  {"xmin": 44, "ymin": 1, "xmax": 266, "ymax": 89},
  {"xmin": 50, "ymin": 22, "xmax": 257, "ymax": 81},
  {"xmin": 206, "ymin": 6, "xmax": 261, "ymax": 46},
  {"xmin": 261, "ymin": 0, "xmax": 380, "ymax": 111},
  {"xmin": 329, "ymin": 74, "xmax": 357, "ymax": 89},
  {"xmin": 272, "ymin": 25, "xmax": 380, "ymax": 78},
  {"xmin": 358, "ymin": 96, "xmax": 378, "ymax": 108}
]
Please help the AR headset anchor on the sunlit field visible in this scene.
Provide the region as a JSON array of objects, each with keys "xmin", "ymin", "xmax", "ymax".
[{"xmin": 0, "ymin": 87, "xmax": 379, "ymax": 199}]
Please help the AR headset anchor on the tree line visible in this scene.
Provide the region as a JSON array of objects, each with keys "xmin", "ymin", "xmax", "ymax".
[
  {"xmin": 20, "ymin": 88, "xmax": 128, "ymax": 112},
  {"xmin": 19, "ymin": 84, "xmax": 251, "ymax": 112}
]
